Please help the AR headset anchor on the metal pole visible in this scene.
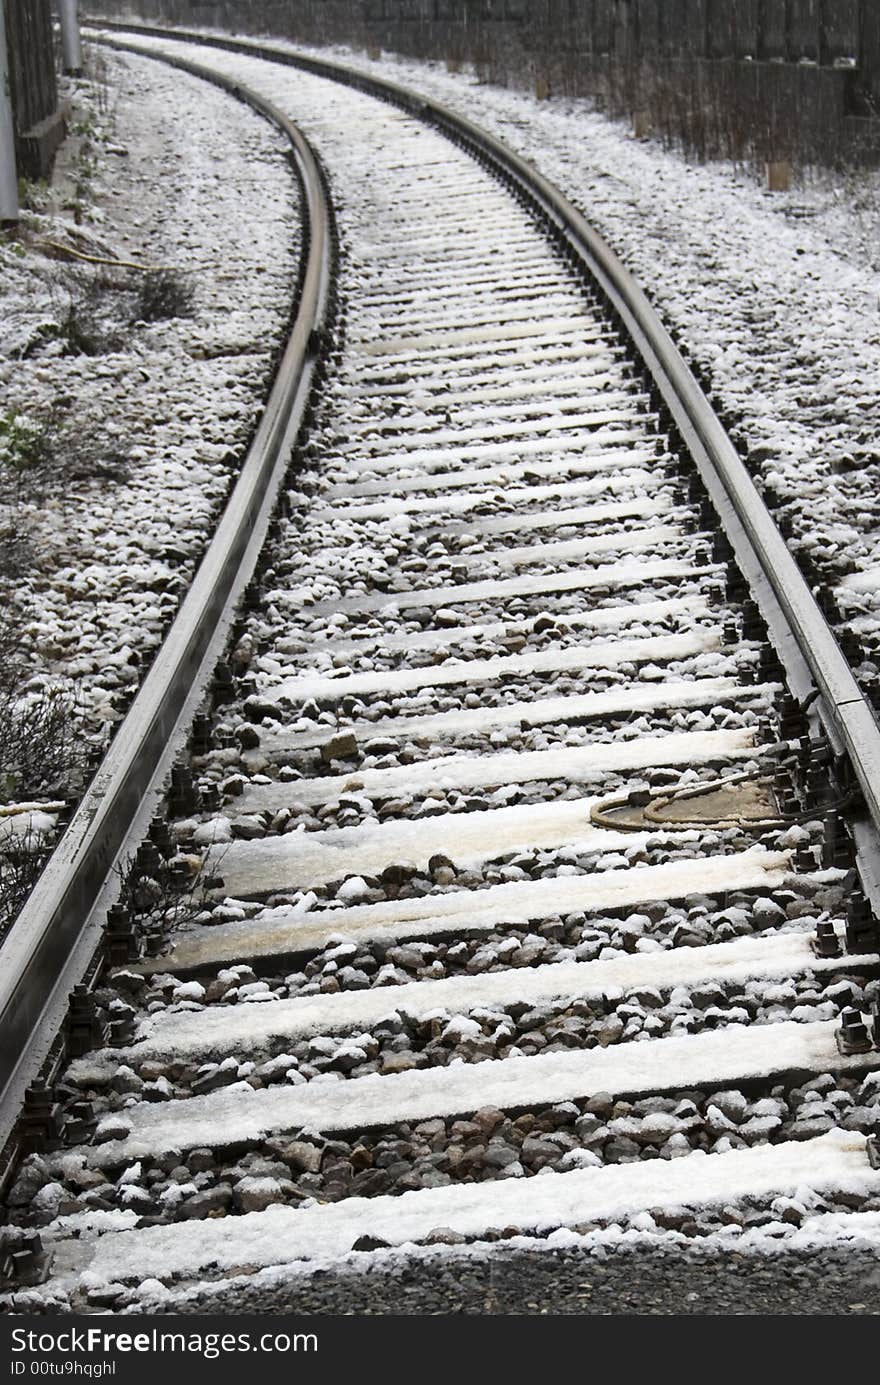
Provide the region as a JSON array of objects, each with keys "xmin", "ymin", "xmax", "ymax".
[
  {"xmin": 0, "ymin": 0, "xmax": 18, "ymax": 224},
  {"xmin": 58, "ymin": 0, "xmax": 83, "ymax": 75}
]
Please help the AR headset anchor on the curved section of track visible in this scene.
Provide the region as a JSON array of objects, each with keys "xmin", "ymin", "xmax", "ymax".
[
  {"xmin": 0, "ymin": 44, "xmax": 334, "ymax": 1161},
  {"xmin": 4, "ymin": 26, "xmax": 880, "ymax": 1309}
]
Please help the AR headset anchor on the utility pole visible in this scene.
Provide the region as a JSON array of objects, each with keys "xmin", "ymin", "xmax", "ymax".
[
  {"xmin": 58, "ymin": 0, "xmax": 83, "ymax": 76},
  {"xmin": 0, "ymin": 0, "xmax": 18, "ymax": 224}
]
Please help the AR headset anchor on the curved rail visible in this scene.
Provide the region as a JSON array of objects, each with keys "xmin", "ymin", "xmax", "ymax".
[
  {"xmin": 6, "ymin": 16, "xmax": 880, "ymax": 1156},
  {"xmin": 0, "ymin": 40, "xmax": 334, "ymax": 1154},
  {"xmin": 84, "ymin": 20, "xmax": 880, "ymax": 910}
]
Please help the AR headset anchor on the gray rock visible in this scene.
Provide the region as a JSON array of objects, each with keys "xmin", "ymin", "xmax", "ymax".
[
  {"xmin": 584, "ymin": 1093, "xmax": 615, "ymax": 1119},
  {"xmin": 382, "ymin": 1052, "xmax": 428, "ymax": 1074},
  {"xmin": 231, "ymin": 815, "xmax": 266, "ymax": 840},
  {"xmin": 603, "ymin": 1136, "xmax": 642, "ymax": 1163},
  {"xmin": 385, "ymin": 946, "xmax": 426, "ymax": 970},
  {"xmin": 423, "ymin": 1227, "xmax": 467, "ymax": 1246},
  {"xmin": 321, "ymin": 733, "xmax": 358, "ymax": 763},
  {"xmin": 753, "ymin": 898, "xmax": 787, "ymax": 928},
  {"xmin": 483, "ymin": 1142, "xmax": 520, "ymax": 1170},
  {"xmin": 111, "ymin": 1067, "xmax": 144, "ymax": 1095},
  {"xmin": 521, "ymin": 1136, "xmax": 561, "ymax": 1165},
  {"xmin": 595, "ymin": 1016, "xmax": 625, "ymax": 1047},
  {"xmin": 268, "ymin": 1139, "xmax": 323, "ymax": 1174},
  {"xmin": 176, "ymin": 1185, "xmax": 233, "ymax": 1220},
  {"xmin": 789, "ymin": 1114, "xmax": 835, "ymax": 1140},
  {"xmin": 234, "ymin": 1175, "xmax": 298, "ymax": 1213},
  {"xmin": 351, "ymin": 1168, "xmax": 392, "ymax": 1196},
  {"xmin": 706, "ymin": 1091, "xmax": 748, "ymax": 1124},
  {"xmin": 472, "ymin": 1107, "xmax": 506, "ymax": 1136}
]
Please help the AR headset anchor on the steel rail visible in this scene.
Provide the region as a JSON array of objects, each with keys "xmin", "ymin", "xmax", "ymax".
[
  {"xmin": 0, "ymin": 38, "xmax": 334, "ymax": 1155},
  {"xmin": 4, "ymin": 16, "xmax": 878, "ymax": 1155},
  {"xmin": 83, "ymin": 21, "xmax": 880, "ymax": 911}
]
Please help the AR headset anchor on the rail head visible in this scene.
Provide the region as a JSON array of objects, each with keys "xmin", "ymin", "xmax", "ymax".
[{"xmin": 0, "ymin": 36, "xmax": 335, "ymax": 1157}]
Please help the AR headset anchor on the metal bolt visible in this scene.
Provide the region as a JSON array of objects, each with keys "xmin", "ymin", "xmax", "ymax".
[
  {"xmin": 135, "ymin": 841, "xmax": 162, "ymax": 878},
  {"xmin": 63, "ymin": 1099, "xmax": 96, "ymax": 1144},
  {"xmin": 5, "ymin": 1231, "xmax": 50, "ymax": 1287},
  {"xmin": 211, "ymin": 660, "xmax": 235, "ymax": 707},
  {"xmin": 846, "ymin": 894, "xmax": 879, "ymax": 954},
  {"xmin": 66, "ymin": 984, "xmax": 110, "ymax": 1055},
  {"xmin": 795, "ymin": 843, "xmax": 817, "ymax": 871},
  {"xmin": 169, "ymin": 859, "xmax": 192, "ymax": 891},
  {"xmin": 148, "ymin": 816, "xmax": 173, "ymax": 856},
  {"xmin": 740, "ymin": 598, "xmax": 761, "ymax": 633},
  {"xmin": 811, "ymin": 919, "xmax": 841, "ymax": 959},
  {"xmin": 105, "ymin": 904, "xmax": 139, "ymax": 968},
  {"xmin": 143, "ymin": 926, "xmax": 168, "ymax": 958},
  {"xmin": 190, "ymin": 713, "xmax": 213, "ymax": 756},
  {"xmin": 836, "ymin": 1007, "xmax": 872, "ymax": 1055},
  {"xmin": 20, "ymin": 1084, "xmax": 64, "ymax": 1153},
  {"xmin": 169, "ymin": 764, "xmax": 199, "ymax": 817}
]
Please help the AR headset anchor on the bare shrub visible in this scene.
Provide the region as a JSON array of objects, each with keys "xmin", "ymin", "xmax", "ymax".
[
  {"xmin": 131, "ymin": 267, "xmax": 194, "ymax": 323},
  {"xmin": 0, "ymin": 677, "xmax": 85, "ymax": 936},
  {"xmin": 0, "ymin": 683, "xmax": 82, "ymax": 804},
  {"xmin": 0, "ymin": 833, "xmax": 50, "ymax": 939}
]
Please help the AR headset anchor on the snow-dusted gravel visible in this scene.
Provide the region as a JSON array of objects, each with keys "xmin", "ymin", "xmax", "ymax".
[
  {"xmin": 0, "ymin": 43, "xmax": 299, "ymax": 929},
  {"xmin": 0, "ymin": 42, "xmax": 298, "ymax": 766},
  {"xmin": 7, "ymin": 29, "xmax": 880, "ymax": 1314},
  {"xmin": 249, "ymin": 35, "xmax": 880, "ymax": 684}
]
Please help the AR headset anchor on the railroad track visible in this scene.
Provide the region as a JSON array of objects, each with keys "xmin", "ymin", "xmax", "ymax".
[{"xmin": 4, "ymin": 25, "xmax": 880, "ymax": 1310}]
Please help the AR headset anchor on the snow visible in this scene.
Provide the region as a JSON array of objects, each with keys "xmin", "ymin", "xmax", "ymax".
[
  {"xmin": 314, "ymin": 594, "xmax": 699, "ymax": 659},
  {"xmin": 322, "ymin": 560, "xmax": 707, "ymax": 615},
  {"xmin": 314, "ymin": 472, "xmax": 657, "ymax": 521},
  {"xmin": 26, "ymin": 27, "xmax": 880, "ymax": 1281},
  {"xmin": 339, "ymin": 428, "xmax": 651, "ymax": 478},
  {"xmin": 439, "ymin": 496, "xmax": 671, "ymax": 537},
  {"xmin": 320, "ymin": 481, "xmax": 665, "ymax": 523},
  {"xmin": 0, "ymin": 42, "xmax": 297, "ymax": 902},
  {"xmin": 136, "ymin": 846, "xmax": 788, "ymax": 971},
  {"xmin": 269, "ymin": 630, "xmax": 719, "ymax": 704},
  {"xmin": 59, "ymin": 1129, "xmax": 878, "ymax": 1284},
  {"xmin": 208, "ymin": 792, "xmax": 774, "ymax": 898},
  {"xmin": 84, "ymin": 1011, "xmax": 845, "ymax": 1165},
  {"xmin": 260, "ymin": 677, "xmax": 744, "ymax": 752},
  {"xmin": 114, "ymin": 930, "xmax": 862, "ymax": 1063},
  {"xmin": 239, "ymin": 727, "xmax": 753, "ymax": 810},
  {"xmin": 454, "ymin": 522, "xmax": 681, "ymax": 570},
  {"xmin": 341, "ymin": 402, "xmax": 640, "ymax": 456},
  {"xmin": 359, "ymin": 313, "xmax": 602, "ymax": 358},
  {"xmin": 116, "ymin": 27, "xmax": 880, "ymax": 682},
  {"xmin": 327, "ymin": 452, "xmax": 654, "ymax": 499},
  {"xmin": 239, "ymin": 34, "xmax": 880, "ymax": 666}
]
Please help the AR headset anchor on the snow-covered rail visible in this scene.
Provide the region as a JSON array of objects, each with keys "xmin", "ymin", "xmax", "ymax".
[{"xmin": 4, "ymin": 25, "xmax": 880, "ymax": 1311}]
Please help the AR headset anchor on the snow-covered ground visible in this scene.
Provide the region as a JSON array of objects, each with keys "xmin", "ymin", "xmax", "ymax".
[
  {"xmin": 0, "ymin": 43, "xmax": 298, "ymax": 915},
  {"xmin": 1, "ymin": 43, "xmax": 297, "ymax": 742}
]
